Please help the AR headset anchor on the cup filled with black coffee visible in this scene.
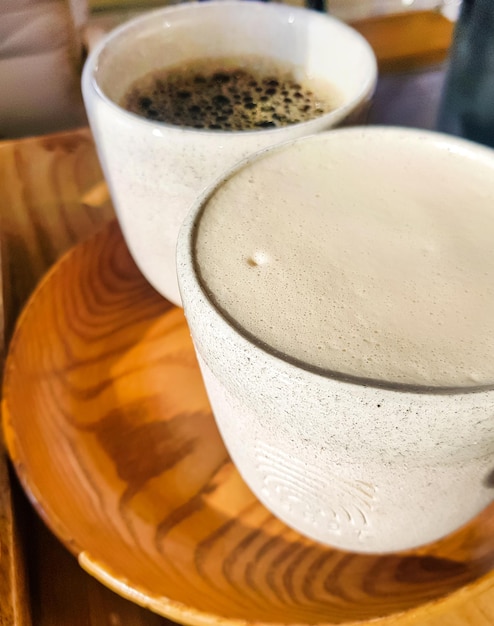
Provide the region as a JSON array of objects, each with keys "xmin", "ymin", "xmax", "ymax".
[{"xmin": 82, "ymin": 0, "xmax": 377, "ymax": 305}]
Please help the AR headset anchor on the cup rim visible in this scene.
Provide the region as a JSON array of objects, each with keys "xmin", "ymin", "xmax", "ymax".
[
  {"xmin": 180, "ymin": 125, "xmax": 494, "ymax": 396},
  {"xmin": 81, "ymin": 0, "xmax": 378, "ymax": 137}
]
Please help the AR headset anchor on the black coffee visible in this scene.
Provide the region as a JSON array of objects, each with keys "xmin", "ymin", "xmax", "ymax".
[{"xmin": 122, "ymin": 56, "xmax": 340, "ymax": 130}]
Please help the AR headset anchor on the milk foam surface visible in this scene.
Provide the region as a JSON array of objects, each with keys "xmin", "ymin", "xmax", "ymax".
[{"xmin": 194, "ymin": 129, "xmax": 494, "ymax": 387}]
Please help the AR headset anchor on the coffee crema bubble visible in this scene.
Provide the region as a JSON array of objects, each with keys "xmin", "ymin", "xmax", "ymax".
[{"xmin": 122, "ymin": 56, "xmax": 340, "ymax": 130}]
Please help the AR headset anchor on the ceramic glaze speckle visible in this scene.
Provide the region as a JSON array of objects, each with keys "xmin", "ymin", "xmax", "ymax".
[
  {"xmin": 177, "ymin": 128, "xmax": 494, "ymax": 553},
  {"xmin": 82, "ymin": 0, "xmax": 377, "ymax": 306}
]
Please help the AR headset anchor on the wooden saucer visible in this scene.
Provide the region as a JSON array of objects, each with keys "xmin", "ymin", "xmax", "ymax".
[{"xmin": 4, "ymin": 220, "xmax": 494, "ymax": 625}]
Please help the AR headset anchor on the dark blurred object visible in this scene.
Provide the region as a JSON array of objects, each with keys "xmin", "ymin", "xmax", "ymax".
[
  {"xmin": 306, "ymin": 0, "xmax": 326, "ymax": 12},
  {"xmin": 437, "ymin": 0, "xmax": 494, "ymax": 148}
]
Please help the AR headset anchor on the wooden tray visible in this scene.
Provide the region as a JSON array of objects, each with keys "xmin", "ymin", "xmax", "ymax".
[
  {"xmin": 0, "ymin": 128, "xmax": 147, "ymax": 625},
  {"xmin": 4, "ymin": 218, "xmax": 494, "ymax": 626}
]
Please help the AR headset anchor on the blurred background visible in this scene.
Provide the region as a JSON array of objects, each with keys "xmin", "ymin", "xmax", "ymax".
[
  {"xmin": 86, "ymin": 0, "xmax": 461, "ymax": 21},
  {"xmin": 0, "ymin": 0, "xmax": 462, "ymax": 139}
]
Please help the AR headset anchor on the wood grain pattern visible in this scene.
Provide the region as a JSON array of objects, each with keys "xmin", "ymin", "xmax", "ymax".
[
  {"xmin": 4, "ymin": 219, "xmax": 494, "ymax": 626},
  {"xmin": 0, "ymin": 458, "xmax": 31, "ymax": 626},
  {"xmin": 0, "ymin": 128, "xmax": 172, "ymax": 625},
  {"xmin": 0, "ymin": 128, "xmax": 114, "ymax": 342},
  {"xmin": 0, "ymin": 231, "xmax": 31, "ymax": 626}
]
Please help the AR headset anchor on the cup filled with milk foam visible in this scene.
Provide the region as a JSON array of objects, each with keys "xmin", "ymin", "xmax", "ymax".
[
  {"xmin": 81, "ymin": 0, "xmax": 377, "ymax": 306},
  {"xmin": 177, "ymin": 127, "xmax": 494, "ymax": 554}
]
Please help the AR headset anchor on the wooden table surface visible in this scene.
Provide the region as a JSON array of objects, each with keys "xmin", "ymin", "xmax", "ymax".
[
  {"xmin": 2, "ymin": 10, "xmax": 494, "ymax": 626},
  {"xmin": 0, "ymin": 128, "xmax": 173, "ymax": 625}
]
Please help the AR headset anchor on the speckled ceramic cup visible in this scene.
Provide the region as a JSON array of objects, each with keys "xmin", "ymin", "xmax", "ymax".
[
  {"xmin": 177, "ymin": 127, "xmax": 494, "ymax": 554},
  {"xmin": 81, "ymin": 0, "xmax": 377, "ymax": 306}
]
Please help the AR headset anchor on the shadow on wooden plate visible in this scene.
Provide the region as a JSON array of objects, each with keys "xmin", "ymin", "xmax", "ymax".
[{"xmin": 3, "ymin": 220, "xmax": 494, "ymax": 625}]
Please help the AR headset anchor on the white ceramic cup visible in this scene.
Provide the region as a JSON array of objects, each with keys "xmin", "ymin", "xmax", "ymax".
[
  {"xmin": 81, "ymin": 0, "xmax": 377, "ymax": 306},
  {"xmin": 177, "ymin": 127, "xmax": 494, "ymax": 554}
]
